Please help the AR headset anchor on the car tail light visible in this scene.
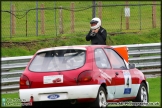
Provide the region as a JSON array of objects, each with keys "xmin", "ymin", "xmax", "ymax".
[
  {"xmin": 78, "ymin": 70, "xmax": 92, "ymax": 82},
  {"xmin": 20, "ymin": 74, "xmax": 31, "ymax": 89}
]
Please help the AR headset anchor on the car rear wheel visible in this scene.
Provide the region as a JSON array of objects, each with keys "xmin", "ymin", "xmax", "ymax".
[
  {"xmin": 91, "ymin": 86, "xmax": 107, "ymax": 108},
  {"xmin": 133, "ymin": 82, "xmax": 149, "ymax": 107}
]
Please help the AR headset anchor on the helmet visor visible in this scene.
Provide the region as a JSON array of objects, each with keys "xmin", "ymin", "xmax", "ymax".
[
  {"xmin": 90, "ymin": 23, "xmax": 97, "ymax": 27},
  {"xmin": 90, "ymin": 20, "xmax": 98, "ymax": 24}
]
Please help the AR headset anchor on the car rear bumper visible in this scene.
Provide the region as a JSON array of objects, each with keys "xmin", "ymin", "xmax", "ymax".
[{"xmin": 19, "ymin": 85, "xmax": 100, "ymax": 102}]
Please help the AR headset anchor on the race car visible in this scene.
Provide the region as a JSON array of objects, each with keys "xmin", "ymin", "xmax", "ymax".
[{"xmin": 19, "ymin": 45, "xmax": 149, "ymax": 107}]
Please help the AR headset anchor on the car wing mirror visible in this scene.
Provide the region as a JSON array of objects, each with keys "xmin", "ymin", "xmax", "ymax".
[{"xmin": 129, "ymin": 63, "xmax": 136, "ymax": 69}]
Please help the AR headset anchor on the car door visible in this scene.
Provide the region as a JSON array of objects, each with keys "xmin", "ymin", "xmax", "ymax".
[
  {"xmin": 104, "ymin": 48, "xmax": 133, "ymax": 99},
  {"xmin": 94, "ymin": 48, "xmax": 116, "ymax": 100}
]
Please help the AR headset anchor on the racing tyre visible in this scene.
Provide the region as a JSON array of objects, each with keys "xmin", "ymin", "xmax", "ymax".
[
  {"xmin": 133, "ymin": 82, "xmax": 149, "ymax": 107},
  {"xmin": 91, "ymin": 86, "xmax": 107, "ymax": 108}
]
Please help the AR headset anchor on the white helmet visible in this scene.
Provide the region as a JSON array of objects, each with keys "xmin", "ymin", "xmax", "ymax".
[{"xmin": 90, "ymin": 17, "xmax": 101, "ymax": 30}]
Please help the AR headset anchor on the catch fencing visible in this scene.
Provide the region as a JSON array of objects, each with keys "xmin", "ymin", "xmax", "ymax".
[
  {"xmin": 1, "ymin": 43, "xmax": 161, "ymax": 94},
  {"xmin": 1, "ymin": 1, "xmax": 161, "ymax": 38}
]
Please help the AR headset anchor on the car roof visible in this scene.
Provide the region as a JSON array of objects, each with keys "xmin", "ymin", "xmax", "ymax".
[{"xmin": 36, "ymin": 45, "xmax": 113, "ymax": 53}]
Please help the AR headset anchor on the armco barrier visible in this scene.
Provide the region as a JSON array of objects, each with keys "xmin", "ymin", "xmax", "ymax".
[{"xmin": 1, "ymin": 43, "xmax": 161, "ymax": 93}]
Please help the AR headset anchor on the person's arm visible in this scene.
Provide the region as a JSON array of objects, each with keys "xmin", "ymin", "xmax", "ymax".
[
  {"xmin": 86, "ymin": 30, "xmax": 92, "ymax": 41},
  {"xmin": 101, "ymin": 29, "xmax": 107, "ymax": 41}
]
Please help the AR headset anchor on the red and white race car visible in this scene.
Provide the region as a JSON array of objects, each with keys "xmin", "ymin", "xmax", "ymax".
[{"xmin": 19, "ymin": 45, "xmax": 149, "ymax": 107}]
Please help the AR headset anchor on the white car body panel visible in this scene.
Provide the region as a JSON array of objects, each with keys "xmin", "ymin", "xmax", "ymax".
[
  {"xmin": 19, "ymin": 83, "xmax": 145, "ymax": 102},
  {"xmin": 19, "ymin": 85, "xmax": 100, "ymax": 102},
  {"xmin": 107, "ymin": 84, "xmax": 140, "ymax": 100}
]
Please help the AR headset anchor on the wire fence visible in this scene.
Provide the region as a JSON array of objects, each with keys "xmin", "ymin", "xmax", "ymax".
[{"xmin": 1, "ymin": 1, "xmax": 161, "ymax": 39}]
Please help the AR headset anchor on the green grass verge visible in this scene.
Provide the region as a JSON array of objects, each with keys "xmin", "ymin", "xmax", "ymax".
[
  {"xmin": 1, "ymin": 77, "xmax": 161, "ymax": 107},
  {"xmin": 1, "ymin": 28, "xmax": 161, "ymax": 57}
]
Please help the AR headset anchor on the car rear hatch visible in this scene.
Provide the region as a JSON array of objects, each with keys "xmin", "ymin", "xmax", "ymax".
[{"xmin": 20, "ymin": 47, "xmax": 93, "ymax": 89}]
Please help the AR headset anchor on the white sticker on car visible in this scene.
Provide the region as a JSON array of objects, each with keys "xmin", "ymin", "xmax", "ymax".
[
  {"xmin": 43, "ymin": 75, "xmax": 63, "ymax": 84},
  {"xmin": 99, "ymin": 69, "xmax": 112, "ymax": 83},
  {"xmin": 123, "ymin": 70, "xmax": 132, "ymax": 94}
]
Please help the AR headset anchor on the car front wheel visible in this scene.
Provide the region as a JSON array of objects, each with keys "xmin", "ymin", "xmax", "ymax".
[
  {"xmin": 133, "ymin": 82, "xmax": 149, "ymax": 106},
  {"xmin": 91, "ymin": 86, "xmax": 107, "ymax": 108}
]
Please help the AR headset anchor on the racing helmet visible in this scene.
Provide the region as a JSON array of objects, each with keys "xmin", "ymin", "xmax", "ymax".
[{"xmin": 90, "ymin": 17, "xmax": 101, "ymax": 30}]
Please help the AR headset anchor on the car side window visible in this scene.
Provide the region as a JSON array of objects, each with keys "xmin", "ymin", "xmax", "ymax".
[
  {"xmin": 94, "ymin": 48, "xmax": 111, "ymax": 69},
  {"xmin": 104, "ymin": 48, "xmax": 127, "ymax": 69}
]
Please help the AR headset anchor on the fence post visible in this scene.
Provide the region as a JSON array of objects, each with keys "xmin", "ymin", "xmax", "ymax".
[
  {"xmin": 71, "ymin": 2, "xmax": 74, "ymax": 33},
  {"xmin": 26, "ymin": 11, "xmax": 28, "ymax": 37},
  {"xmin": 41, "ymin": 4, "xmax": 45, "ymax": 34},
  {"xmin": 125, "ymin": 1, "xmax": 129, "ymax": 30},
  {"xmin": 36, "ymin": 1, "xmax": 38, "ymax": 36},
  {"xmin": 92, "ymin": 0, "xmax": 96, "ymax": 18},
  {"xmin": 152, "ymin": 1, "xmax": 156, "ymax": 28},
  {"xmin": 11, "ymin": 4, "xmax": 16, "ymax": 35},
  {"xmin": 98, "ymin": 1, "xmax": 102, "ymax": 21},
  {"xmin": 10, "ymin": 1, "xmax": 12, "ymax": 38},
  {"xmin": 138, "ymin": 1, "xmax": 142, "ymax": 30},
  {"xmin": 120, "ymin": 8, "xmax": 123, "ymax": 31},
  {"xmin": 59, "ymin": 6, "xmax": 63, "ymax": 34},
  {"xmin": 54, "ymin": 1, "xmax": 57, "ymax": 36}
]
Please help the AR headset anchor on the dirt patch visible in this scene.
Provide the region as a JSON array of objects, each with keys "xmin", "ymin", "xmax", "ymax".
[
  {"xmin": 2, "ymin": 41, "xmax": 37, "ymax": 49},
  {"xmin": 2, "ymin": 39, "xmax": 53, "ymax": 48},
  {"xmin": 1, "ymin": 37, "xmax": 69, "ymax": 49}
]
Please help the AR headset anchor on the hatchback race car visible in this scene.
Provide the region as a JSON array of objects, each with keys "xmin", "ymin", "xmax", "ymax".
[{"xmin": 19, "ymin": 45, "xmax": 149, "ymax": 107}]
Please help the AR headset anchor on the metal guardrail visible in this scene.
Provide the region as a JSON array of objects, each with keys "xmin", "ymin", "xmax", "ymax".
[{"xmin": 1, "ymin": 43, "xmax": 161, "ymax": 93}]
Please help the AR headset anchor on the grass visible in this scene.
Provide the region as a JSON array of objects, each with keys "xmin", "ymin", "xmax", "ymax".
[
  {"xmin": 1, "ymin": 28, "xmax": 161, "ymax": 57},
  {"xmin": 147, "ymin": 77, "xmax": 161, "ymax": 103},
  {"xmin": 1, "ymin": 77, "xmax": 161, "ymax": 107}
]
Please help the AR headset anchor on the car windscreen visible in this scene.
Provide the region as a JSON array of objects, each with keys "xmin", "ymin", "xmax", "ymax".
[{"xmin": 29, "ymin": 49, "xmax": 86, "ymax": 72}]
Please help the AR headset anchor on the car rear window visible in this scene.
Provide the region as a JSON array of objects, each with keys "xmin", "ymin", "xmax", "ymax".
[{"xmin": 29, "ymin": 49, "xmax": 86, "ymax": 72}]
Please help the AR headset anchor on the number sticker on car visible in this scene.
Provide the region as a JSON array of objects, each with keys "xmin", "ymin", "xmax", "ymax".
[{"xmin": 123, "ymin": 70, "xmax": 132, "ymax": 94}]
